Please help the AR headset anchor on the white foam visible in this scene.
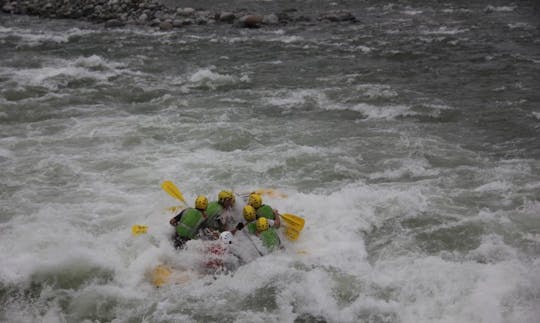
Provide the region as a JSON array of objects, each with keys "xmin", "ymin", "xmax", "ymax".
[
  {"xmin": 346, "ymin": 103, "xmax": 418, "ymax": 120},
  {"xmin": 403, "ymin": 9, "xmax": 423, "ymax": 16},
  {"xmin": 485, "ymin": 6, "xmax": 515, "ymax": 12},
  {"xmin": 355, "ymin": 84, "xmax": 398, "ymax": 98},
  {"xmin": 355, "ymin": 45, "xmax": 372, "ymax": 53},
  {"xmin": 262, "ymin": 88, "xmax": 417, "ymax": 120},
  {"xmin": 369, "ymin": 158, "xmax": 440, "ymax": 180},
  {"xmin": 508, "ymin": 22, "xmax": 534, "ymax": 30},
  {"xmin": 466, "ymin": 234, "xmax": 518, "ymax": 263},
  {"xmin": 376, "ymin": 255, "xmax": 534, "ymax": 322},
  {"xmin": 264, "ymin": 89, "xmax": 329, "ymax": 109},
  {"xmin": 441, "ymin": 8, "xmax": 472, "ymax": 14},
  {"xmin": 1, "ymin": 55, "xmax": 125, "ymax": 90},
  {"xmin": 421, "ymin": 26, "xmax": 468, "ymax": 35},
  {"xmin": 0, "ymin": 27, "xmax": 94, "ymax": 46},
  {"xmin": 268, "ymin": 35, "xmax": 304, "ymax": 43},
  {"xmin": 473, "ymin": 181, "xmax": 512, "ymax": 192},
  {"xmin": 0, "ymin": 147, "xmax": 13, "ymax": 158},
  {"xmin": 183, "ymin": 67, "xmax": 250, "ymax": 90},
  {"xmin": 1, "ymin": 146, "xmax": 538, "ymax": 322}
]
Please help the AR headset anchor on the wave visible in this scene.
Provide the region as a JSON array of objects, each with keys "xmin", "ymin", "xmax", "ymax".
[
  {"xmin": 1, "ymin": 55, "xmax": 125, "ymax": 91},
  {"xmin": 485, "ymin": 5, "xmax": 516, "ymax": 12},
  {"xmin": 0, "ymin": 26, "xmax": 94, "ymax": 47},
  {"xmin": 166, "ymin": 67, "xmax": 251, "ymax": 92}
]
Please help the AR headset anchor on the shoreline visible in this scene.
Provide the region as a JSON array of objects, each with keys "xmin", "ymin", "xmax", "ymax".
[{"xmin": 1, "ymin": 0, "xmax": 357, "ymax": 30}]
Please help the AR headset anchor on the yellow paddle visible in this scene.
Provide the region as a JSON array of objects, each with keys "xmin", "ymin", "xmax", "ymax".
[
  {"xmin": 167, "ymin": 206, "xmax": 184, "ymax": 213},
  {"xmin": 283, "ymin": 226, "xmax": 300, "ymax": 241},
  {"xmin": 161, "ymin": 180, "xmax": 187, "ymax": 205},
  {"xmin": 253, "ymin": 189, "xmax": 288, "ymax": 198},
  {"xmin": 132, "ymin": 225, "xmax": 148, "ymax": 236},
  {"xmin": 237, "ymin": 189, "xmax": 288, "ymax": 199},
  {"xmin": 151, "ymin": 264, "xmax": 172, "ymax": 287},
  {"xmin": 281, "ymin": 213, "xmax": 305, "ymax": 231}
]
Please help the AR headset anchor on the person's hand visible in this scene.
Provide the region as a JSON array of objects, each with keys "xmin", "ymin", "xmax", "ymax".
[{"xmin": 273, "ymin": 211, "xmax": 281, "ymax": 228}]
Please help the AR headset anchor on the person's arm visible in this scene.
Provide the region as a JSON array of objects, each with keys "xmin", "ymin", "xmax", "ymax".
[
  {"xmin": 201, "ymin": 210, "xmax": 208, "ymax": 219},
  {"xmin": 201, "ymin": 228, "xmax": 220, "ymax": 240},
  {"xmin": 215, "ymin": 216, "xmax": 227, "ymax": 232},
  {"xmin": 230, "ymin": 222, "xmax": 244, "ymax": 235},
  {"xmin": 169, "ymin": 209, "xmax": 185, "ymax": 226},
  {"xmin": 273, "ymin": 210, "xmax": 281, "ymax": 228}
]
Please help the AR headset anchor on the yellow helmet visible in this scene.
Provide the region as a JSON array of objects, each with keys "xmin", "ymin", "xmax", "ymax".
[
  {"xmin": 195, "ymin": 195, "xmax": 208, "ymax": 210},
  {"xmin": 248, "ymin": 193, "xmax": 262, "ymax": 209},
  {"xmin": 218, "ymin": 190, "xmax": 235, "ymax": 204},
  {"xmin": 256, "ymin": 217, "xmax": 269, "ymax": 232},
  {"xmin": 243, "ymin": 205, "xmax": 256, "ymax": 222}
]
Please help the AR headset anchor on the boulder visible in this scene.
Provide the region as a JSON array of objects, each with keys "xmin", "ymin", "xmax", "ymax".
[
  {"xmin": 172, "ymin": 19, "xmax": 183, "ymax": 27},
  {"xmin": 138, "ymin": 12, "xmax": 148, "ymax": 23},
  {"xmin": 238, "ymin": 14, "xmax": 263, "ymax": 28},
  {"xmin": 177, "ymin": 7, "xmax": 194, "ymax": 16},
  {"xmin": 219, "ymin": 11, "xmax": 235, "ymax": 23},
  {"xmin": 159, "ymin": 21, "xmax": 173, "ymax": 30}
]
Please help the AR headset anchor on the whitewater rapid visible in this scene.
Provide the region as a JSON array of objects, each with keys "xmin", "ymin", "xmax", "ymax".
[{"xmin": 1, "ymin": 1, "xmax": 539, "ymax": 322}]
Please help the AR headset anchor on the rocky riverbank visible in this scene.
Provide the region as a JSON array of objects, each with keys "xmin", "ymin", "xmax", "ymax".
[{"xmin": 0, "ymin": 0, "xmax": 357, "ymax": 29}]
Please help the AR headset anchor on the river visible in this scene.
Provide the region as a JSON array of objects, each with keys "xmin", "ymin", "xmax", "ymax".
[{"xmin": 1, "ymin": 1, "xmax": 539, "ymax": 322}]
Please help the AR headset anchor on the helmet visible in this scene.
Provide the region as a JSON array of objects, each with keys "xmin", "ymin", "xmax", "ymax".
[
  {"xmin": 219, "ymin": 231, "xmax": 234, "ymax": 244},
  {"xmin": 195, "ymin": 195, "xmax": 208, "ymax": 210},
  {"xmin": 248, "ymin": 193, "xmax": 262, "ymax": 209},
  {"xmin": 218, "ymin": 190, "xmax": 235, "ymax": 204},
  {"xmin": 243, "ymin": 205, "xmax": 256, "ymax": 222},
  {"xmin": 256, "ymin": 217, "xmax": 269, "ymax": 232}
]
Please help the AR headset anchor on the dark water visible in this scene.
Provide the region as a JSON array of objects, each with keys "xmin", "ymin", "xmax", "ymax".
[{"xmin": 1, "ymin": 1, "xmax": 539, "ymax": 322}]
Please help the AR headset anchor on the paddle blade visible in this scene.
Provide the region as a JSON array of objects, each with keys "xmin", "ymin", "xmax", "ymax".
[
  {"xmin": 237, "ymin": 189, "xmax": 288, "ymax": 199},
  {"xmin": 253, "ymin": 189, "xmax": 288, "ymax": 198},
  {"xmin": 151, "ymin": 264, "xmax": 198, "ymax": 287},
  {"xmin": 161, "ymin": 181, "xmax": 187, "ymax": 205},
  {"xmin": 284, "ymin": 226, "xmax": 300, "ymax": 241},
  {"xmin": 132, "ymin": 225, "xmax": 148, "ymax": 236},
  {"xmin": 167, "ymin": 205, "xmax": 184, "ymax": 213},
  {"xmin": 151, "ymin": 265, "xmax": 172, "ymax": 287},
  {"xmin": 281, "ymin": 213, "xmax": 305, "ymax": 231}
]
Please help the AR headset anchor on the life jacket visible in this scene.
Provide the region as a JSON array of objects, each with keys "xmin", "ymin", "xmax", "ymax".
[
  {"xmin": 205, "ymin": 201, "xmax": 223, "ymax": 230},
  {"xmin": 256, "ymin": 204, "xmax": 275, "ymax": 220},
  {"xmin": 259, "ymin": 228, "xmax": 280, "ymax": 251},
  {"xmin": 246, "ymin": 221, "xmax": 257, "ymax": 234},
  {"xmin": 176, "ymin": 208, "xmax": 205, "ymax": 239}
]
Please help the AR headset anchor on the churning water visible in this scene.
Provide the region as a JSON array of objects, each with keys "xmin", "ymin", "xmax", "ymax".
[{"xmin": 1, "ymin": 1, "xmax": 539, "ymax": 322}]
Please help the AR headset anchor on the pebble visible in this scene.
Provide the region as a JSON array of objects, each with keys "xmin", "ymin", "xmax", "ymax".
[{"xmin": 0, "ymin": 0, "xmax": 358, "ymax": 30}]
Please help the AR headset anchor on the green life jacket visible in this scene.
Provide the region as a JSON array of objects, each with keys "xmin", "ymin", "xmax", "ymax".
[
  {"xmin": 176, "ymin": 208, "xmax": 205, "ymax": 239},
  {"xmin": 205, "ymin": 201, "xmax": 223, "ymax": 230},
  {"xmin": 256, "ymin": 204, "xmax": 275, "ymax": 220},
  {"xmin": 259, "ymin": 228, "xmax": 280, "ymax": 251},
  {"xmin": 246, "ymin": 221, "xmax": 257, "ymax": 234}
]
